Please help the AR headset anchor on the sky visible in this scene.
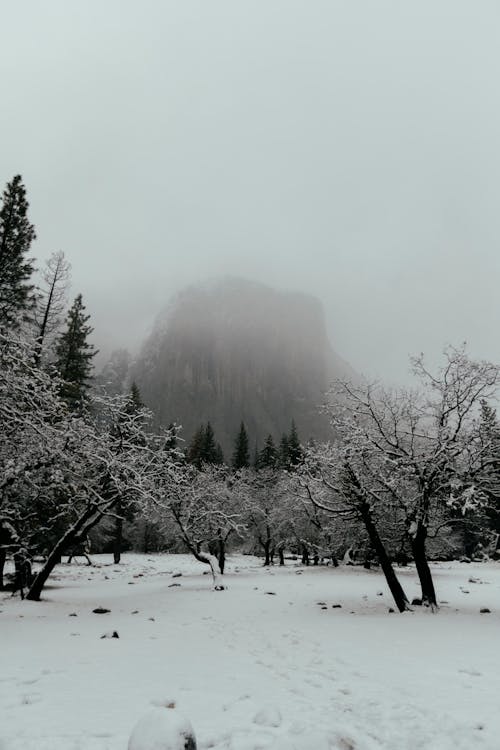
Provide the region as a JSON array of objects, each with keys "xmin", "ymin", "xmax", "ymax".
[{"xmin": 1, "ymin": 1, "xmax": 499, "ymax": 384}]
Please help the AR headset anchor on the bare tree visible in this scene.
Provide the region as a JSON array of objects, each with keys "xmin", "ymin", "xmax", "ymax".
[
  {"xmin": 300, "ymin": 441, "xmax": 411, "ymax": 612},
  {"xmin": 33, "ymin": 251, "xmax": 71, "ymax": 365},
  {"xmin": 324, "ymin": 345, "xmax": 499, "ymax": 608}
]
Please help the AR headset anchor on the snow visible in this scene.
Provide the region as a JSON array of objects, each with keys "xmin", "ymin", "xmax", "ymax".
[
  {"xmin": 1, "ymin": 554, "xmax": 500, "ymax": 750},
  {"xmin": 128, "ymin": 707, "xmax": 195, "ymax": 750}
]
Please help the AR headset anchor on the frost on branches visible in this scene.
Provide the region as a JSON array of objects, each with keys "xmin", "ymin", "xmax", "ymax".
[
  {"xmin": 0, "ymin": 332, "xmax": 180, "ymax": 599},
  {"xmin": 306, "ymin": 345, "xmax": 500, "ymax": 609}
]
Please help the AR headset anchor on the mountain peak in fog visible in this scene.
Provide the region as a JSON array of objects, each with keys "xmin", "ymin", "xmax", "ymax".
[{"xmin": 133, "ymin": 277, "xmax": 354, "ymax": 454}]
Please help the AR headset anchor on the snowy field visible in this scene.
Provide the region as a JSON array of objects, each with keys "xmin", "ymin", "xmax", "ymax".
[{"xmin": 1, "ymin": 554, "xmax": 500, "ymax": 750}]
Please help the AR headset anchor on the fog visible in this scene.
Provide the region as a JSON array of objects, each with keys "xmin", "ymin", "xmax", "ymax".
[{"xmin": 1, "ymin": 1, "xmax": 499, "ymax": 383}]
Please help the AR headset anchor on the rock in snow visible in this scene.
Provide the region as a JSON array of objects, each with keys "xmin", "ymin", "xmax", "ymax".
[{"xmin": 128, "ymin": 707, "xmax": 196, "ymax": 750}]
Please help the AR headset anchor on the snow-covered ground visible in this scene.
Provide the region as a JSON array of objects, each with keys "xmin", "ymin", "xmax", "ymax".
[{"xmin": 1, "ymin": 554, "xmax": 499, "ymax": 750}]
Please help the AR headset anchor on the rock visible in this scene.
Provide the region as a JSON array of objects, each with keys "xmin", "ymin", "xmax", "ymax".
[
  {"xmin": 388, "ymin": 608, "xmax": 395, "ymax": 613},
  {"xmin": 411, "ymin": 598, "xmax": 422, "ymax": 606},
  {"xmin": 101, "ymin": 631, "xmax": 119, "ymax": 639},
  {"xmin": 68, "ymin": 612, "xmax": 78, "ymax": 617},
  {"xmin": 131, "ymin": 610, "xmax": 139, "ymax": 614},
  {"xmin": 331, "ymin": 604, "xmax": 342, "ymax": 609},
  {"xmin": 128, "ymin": 706, "xmax": 196, "ymax": 750},
  {"xmin": 376, "ymin": 591, "xmax": 383, "ymax": 596},
  {"xmin": 172, "ymin": 573, "xmax": 182, "ymax": 578},
  {"xmin": 321, "ymin": 606, "xmax": 328, "ymax": 610},
  {"xmin": 265, "ymin": 591, "xmax": 276, "ymax": 595},
  {"xmin": 168, "ymin": 583, "xmax": 181, "ymax": 588},
  {"xmin": 480, "ymin": 608, "xmax": 491, "ymax": 614},
  {"xmin": 92, "ymin": 607, "xmax": 111, "ymax": 614},
  {"xmin": 316, "ymin": 602, "xmax": 326, "ymax": 606},
  {"xmin": 253, "ymin": 706, "xmax": 282, "ymax": 728}
]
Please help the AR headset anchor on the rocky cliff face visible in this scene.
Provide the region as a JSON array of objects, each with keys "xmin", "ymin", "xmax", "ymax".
[{"xmin": 132, "ymin": 278, "xmax": 353, "ymax": 457}]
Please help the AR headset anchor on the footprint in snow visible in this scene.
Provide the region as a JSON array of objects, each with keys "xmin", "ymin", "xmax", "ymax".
[{"xmin": 458, "ymin": 668, "xmax": 482, "ymax": 677}]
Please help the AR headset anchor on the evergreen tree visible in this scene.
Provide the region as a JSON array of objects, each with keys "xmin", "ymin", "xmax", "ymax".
[
  {"xmin": 257, "ymin": 434, "xmax": 278, "ymax": 469},
  {"xmin": 278, "ymin": 434, "xmax": 290, "ymax": 468},
  {"xmin": 202, "ymin": 421, "xmax": 219, "ymax": 464},
  {"xmin": 127, "ymin": 381, "xmax": 143, "ymax": 413},
  {"xmin": 0, "ymin": 175, "xmax": 36, "ymax": 331},
  {"xmin": 252, "ymin": 440, "xmax": 259, "ymax": 469},
  {"xmin": 187, "ymin": 422, "xmax": 223, "ymax": 467},
  {"xmin": 54, "ymin": 294, "xmax": 97, "ymax": 410},
  {"xmin": 187, "ymin": 425, "xmax": 205, "ymax": 468},
  {"xmin": 214, "ymin": 443, "xmax": 225, "ymax": 465},
  {"xmin": 232, "ymin": 421, "xmax": 250, "ymax": 469},
  {"xmin": 287, "ymin": 420, "xmax": 303, "ymax": 468}
]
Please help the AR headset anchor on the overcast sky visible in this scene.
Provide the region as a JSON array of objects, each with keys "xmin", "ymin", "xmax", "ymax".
[{"xmin": 1, "ymin": 1, "xmax": 499, "ymax": 383}]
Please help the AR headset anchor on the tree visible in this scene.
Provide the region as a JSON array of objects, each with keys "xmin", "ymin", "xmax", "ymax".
[
  {"xmin": 187, "ymin": 422, "xmax": 224, "ymax": 467},
  {"xmin": 324, "ymin": 345, "xmax": 500, "ymax": 608},
  {"xmin": 33, "ymin": 251, "xmax": 71, "ymax": 366},
  {"xmin": 240, "ymin": 468, "xmax": 290, "ymax": 565},
  {"xmin": 257, "ymin": 434, "xmax": 278, "ymax": 469},
  {"xmin": 96, "ymin": 348, "xmax": 131, "ymax": 396},
  {"xmin": 0, "ymin": 175, "xmax": 36, "ymax": 331},
  {"xmin": 25, "ymin": 394, "xmax": 164, "ymax": 601},
  {"xmin": 278, "ymin": 434, "xmax": 290, "ymax": 469},
  {"xmin": 287, "ymin": 420, "xmax": 303, "ymax": 468},
  {"xmin": 300, "ymin": 440, "xmax": 411, "ymax": 612},
  {"xmin": 203, "ymin": 422, "xmax": 220, "ymax": 464},
  {"xmin": 55, "ymin": 294, "xmax": 97, "ymax": 410},
  {"xmin": 232, "ymin": 421, "xmax": 250, "ymax": 469},
  {"xmin": 112, "ymin": 381, "xmax": 145, "ymax": 564}
]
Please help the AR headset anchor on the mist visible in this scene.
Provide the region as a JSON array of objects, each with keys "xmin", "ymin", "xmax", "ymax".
[{"xmin": 1, "ymin": 1, "xmax": 499, "ymax": 382}]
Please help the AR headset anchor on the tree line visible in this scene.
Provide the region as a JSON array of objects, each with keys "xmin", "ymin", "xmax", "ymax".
[{"xmin": 1, "ymin": 174, "xmax": 499, "ymax": 613}]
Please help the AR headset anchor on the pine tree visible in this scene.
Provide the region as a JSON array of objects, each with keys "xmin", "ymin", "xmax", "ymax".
[
  {"xmin": 232, "ymin": 421, "xmax": 250, "ymax": 469},
  {"xmin": 257, "ymin": 434, "xmax": 278, "ymax": 469},
  {"xmin": 287, "ymin": 420, "xmax": 303, "ymax": 468},
  {"xmin": 202, "ymin": 421, "xmax": 219, "ymax": 464},
  {"xmin": 278, "ymin": 434, "xmax": 290, "ymax": 468},
  {"xmin": 55, "ymin": 294, "xmax": 97, "ymax": 410},
  {"xmin": 127, "ymin": 381, "xmax": 143, "ymax": 413},
  {"xmin": 187, "ymin": 422, "xmax": 223, "ymax": 467},
  {"xmin": 187, "ymin": 425, "xmax": 205, "ymax": 468},
  {"xmin": 0, "ymin": 175, "xmax": 36, "ymax": 331},
  {"xmin": 214, "ymin": 443, "xmax": 225, "ymax": 465}
]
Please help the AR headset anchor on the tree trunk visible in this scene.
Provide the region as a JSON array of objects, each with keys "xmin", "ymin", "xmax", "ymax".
[
  {"xmin": 359, "ymin": 502, "xmax": 410, "ymax": 613},
  {"xmin": 27, "ymin": 507, "xmax": 100, "ymax": 601},
  {"xmin": 217, "ymin": 537, "xmax": 226, "ymax": 574},
  {"xmin": 263, "ymin": 541, "xmax": 271, "ymax": 566},
  {"xmin": 0, "ymin": 547, "xmax": 6, "ymax": 590},
  {"xmin": 411, "ymin": 523, "xmax": 437, "ymax": 608},
  {"xmin": 113, "ymin": 514, "xmax": 123, "ymax": 564},
  {"xmin": 301, "ymin": 545, "xmax": 310, "ymax": 565},
  {"xmin": 278, "ymin": 547, "xmax": 285, "ymax": 566}
]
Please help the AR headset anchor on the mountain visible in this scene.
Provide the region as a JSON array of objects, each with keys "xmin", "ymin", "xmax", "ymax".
[{"xmin": 131, "ymin": 278, "xmax": 354, "ymax": 457}]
